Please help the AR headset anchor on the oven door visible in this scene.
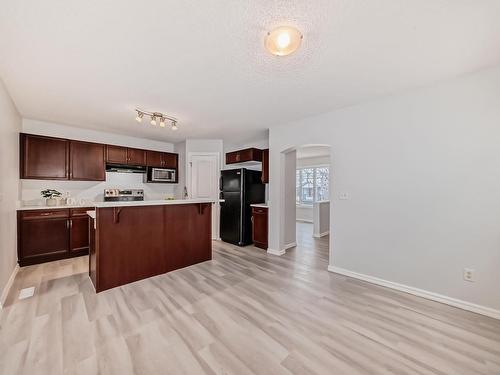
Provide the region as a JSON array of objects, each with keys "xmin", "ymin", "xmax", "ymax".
[{"xmin": 151, "ymin": 168, "xmax": 175, "ymax": 182}]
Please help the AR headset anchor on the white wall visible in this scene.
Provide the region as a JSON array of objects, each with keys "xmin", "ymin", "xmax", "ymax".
[
  {"xmin": 0, "ymin": 79, "xmax": 21, "ymax": 306},
  {"xmin": 296, "ymin": 205, "xmax": 313, "ymax": 222},
  {"xmin": 282, "ymin": 150, "xmax": 296, "ymax": 248},
  {"xmin": 21, "ymin": 120, "xmax": 176, "ymax": 204},
  {"xmin": 313, "ymin": 201, "xmax": 330, "ymax": 237},
  {"xmin": 297, "ymin": 155, "xmax": 330, "ymax": 168},
  {"xmin": 269, "ymin": 65, "xmax": 500, "ymax": 312}
]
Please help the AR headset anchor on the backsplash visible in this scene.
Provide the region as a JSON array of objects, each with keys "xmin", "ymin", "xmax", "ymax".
[{"xmin": 21, "ymin": 172, "xmax": 176, "ymax": 206}]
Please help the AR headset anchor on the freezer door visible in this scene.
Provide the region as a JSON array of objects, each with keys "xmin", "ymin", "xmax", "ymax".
[{"xmin": 221, "ymin": 169, "xmax": 243, "ymax": 193}]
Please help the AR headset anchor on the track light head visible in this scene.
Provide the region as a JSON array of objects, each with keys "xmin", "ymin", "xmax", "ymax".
[
  {"xmin": 135, "ymin": 111, "xmax": 143, "ymax": 123},
  {"xmin": 171, "ymin": 121, "xmax": 178, "ymax": 131}
]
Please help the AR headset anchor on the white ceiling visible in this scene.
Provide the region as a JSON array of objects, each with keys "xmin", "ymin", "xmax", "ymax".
[{"xmin": 1, "ymin": 1, "xmax": 500, "ymax": 144}]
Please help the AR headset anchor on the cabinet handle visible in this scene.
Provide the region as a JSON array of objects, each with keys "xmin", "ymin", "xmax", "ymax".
[
  {"xmin": 69, "ymin": 219, "xmax": 73, "ymax": 229},
  {"xmin": 40, "ymin": 213, "xmax": 52, "ymax": 216},
  {"xmin": 66, "ymin": 219, "xmax": 70, "ymax": 229}
]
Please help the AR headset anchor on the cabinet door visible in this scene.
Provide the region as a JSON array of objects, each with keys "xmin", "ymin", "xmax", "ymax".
[
  {"xmin": 146, "ymin": 150, "xmax": 163, "ymax": 168},
  {"xmin": 252, "ymin": 208, "xmax": 268, "ymax": 249},
  {"xmin": 162, "ymin": 153, "xmax": 178, "ymax": 169},
  {"xmin": 19, "ymin": 217, "xmax": 69, "ymax": 264},
  {"xmin": 261, "ymin": 149, "xmax": 269, "ymax": 183},
  {"xmin": 70, "ymin": 141, "xmax": 105, "ymax": 181},
  {"xmin": 127, "ymin": 148, "xmax": 146, "ymax": 166},
  {"xmin": 20, "ymin": 134, "xmax": 69, "ymax": 180},
  {"xmin": 70, "ymin": 216, "xmax": 90, "ymax": 253},
  {"xmin": 226, "ymin": 151, "xmax": 240, "ymax": 164},
  {"xmin": 165, "ymin": 204, "xmax": 212, "ymax": 271},
  {"xmin": 106, "ymin": 145, "xmax": 128, "ymax": 164}
]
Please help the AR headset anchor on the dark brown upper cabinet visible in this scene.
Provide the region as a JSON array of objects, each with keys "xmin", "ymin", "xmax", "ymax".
[
  {"xmin": 261, "ymin": 148, "xmax": 269, "ymax": 184},
  {"xmin": 146, "ymin": 150, "xmax": 178, "ymax": 169},
  {"xmin": 69, "ymin": 140, "xmax": 105, "ymax": 181},
  {"xmin": 106, "ymin": 145, "xmax": 128, "ymax": 164},
  {"xmin": 106, "ymin": 145, "xmax": 146, "ymax": 166},
  {"xmin": 127, "ymin": 148, "xmax": 146, "ymax": 166},
  {"xmin": 146, "ymin": 150, "xmax": 163, "ymax": 168},
  {"xmin": 226, "ymin": 148, "xmax": 263, "ymax": 165},
  {"xmin": 20, "ymin": 133, "xmax": 178, "ymax": 182},
  {"xmin": 20, "ymin": 133, "xmax": 69, "ymax": 180}
]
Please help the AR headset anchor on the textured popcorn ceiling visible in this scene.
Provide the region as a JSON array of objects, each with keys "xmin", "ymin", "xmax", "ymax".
[{"xmin": 1, "ymin": 0, "xmax": 500, "ymax": 143}]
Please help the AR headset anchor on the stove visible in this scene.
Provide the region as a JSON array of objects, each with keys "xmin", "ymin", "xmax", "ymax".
[{"xmin": 104, "ymin": 189, "xmax": 144, "ymax": 202}]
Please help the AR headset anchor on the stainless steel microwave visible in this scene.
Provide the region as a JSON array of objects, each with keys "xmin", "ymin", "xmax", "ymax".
[{"xmin": 150, "ymin": 168, "xmax": 176, "ymax": 182}]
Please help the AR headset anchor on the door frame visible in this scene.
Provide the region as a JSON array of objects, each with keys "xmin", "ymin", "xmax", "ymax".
[{"xmin": 187, "ymin": 152, "xmax": 221, "ymax": 240}]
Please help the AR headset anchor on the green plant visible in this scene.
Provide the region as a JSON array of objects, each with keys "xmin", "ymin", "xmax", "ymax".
[{"xmin": 41, "ymin": 189, "xmax": 62, "ymax": 199}]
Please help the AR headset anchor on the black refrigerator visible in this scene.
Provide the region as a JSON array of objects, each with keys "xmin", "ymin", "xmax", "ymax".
[{"xmin": 220, "ymin": 168, "xmax": 265, "ymax": 246}]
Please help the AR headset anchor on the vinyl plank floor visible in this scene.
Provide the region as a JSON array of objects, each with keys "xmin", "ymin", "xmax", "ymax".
[{"xmin": 1, "ymin": 222, "xmax": 499, "ymax": 374}]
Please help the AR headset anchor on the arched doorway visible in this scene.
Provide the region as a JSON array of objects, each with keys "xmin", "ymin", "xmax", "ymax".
[{"xmin": 277, "ymin": 144, "xmax": 333, "ymax": 266}]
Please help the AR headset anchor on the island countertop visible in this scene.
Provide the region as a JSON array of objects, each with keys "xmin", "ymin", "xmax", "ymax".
[{"xmin": 93, "ymin": 198, "xmax": 216, "ymax": 208}]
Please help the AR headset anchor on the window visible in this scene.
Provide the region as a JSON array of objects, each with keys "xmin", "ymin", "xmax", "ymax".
[{"xmin": 296, "ymin": 166, "xmax": 329, "ymax": 205}]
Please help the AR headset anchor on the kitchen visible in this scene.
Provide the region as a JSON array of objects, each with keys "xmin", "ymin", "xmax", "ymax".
[{"xmin": 16, "ymin": 120, "xmax": 269, "ymax": 292}]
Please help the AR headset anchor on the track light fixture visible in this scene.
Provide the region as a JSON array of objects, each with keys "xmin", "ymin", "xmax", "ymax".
[{"xmin": 135, "ymin": 109, "xmax": 179, "ymax": 131}]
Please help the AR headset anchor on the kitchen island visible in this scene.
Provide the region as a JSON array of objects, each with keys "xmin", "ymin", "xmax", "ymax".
[{"xmin": 88, "ymin": 199, "xmax": 213, "ymax": 292}]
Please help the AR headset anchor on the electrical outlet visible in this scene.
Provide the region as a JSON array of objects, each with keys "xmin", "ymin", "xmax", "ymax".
[
  {"xmin": 463, "ymin": 268, "xmax": 475, "ymax": 282},
  {"xmin": 338, "ymin": 192, "xmax": 350, "ymax": 200}
]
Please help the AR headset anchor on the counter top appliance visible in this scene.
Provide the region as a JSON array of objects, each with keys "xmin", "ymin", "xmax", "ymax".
[{"xmin": 104, "ymin": 189, "xmax": 144, "ymax": 202}]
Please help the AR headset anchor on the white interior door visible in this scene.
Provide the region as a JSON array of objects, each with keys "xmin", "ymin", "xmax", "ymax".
[{"xmin": 189, "ymin": 153, "xmax": 220, "ymax": 239}]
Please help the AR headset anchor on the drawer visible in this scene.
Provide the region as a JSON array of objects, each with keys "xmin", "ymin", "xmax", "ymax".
[
  {"xmin": 70, "ymin": 207, "xmax": 94, "ymax": 217},
  {"xmin": 19, "ymin": 209, "xmax": 70, "ymax": 220}
]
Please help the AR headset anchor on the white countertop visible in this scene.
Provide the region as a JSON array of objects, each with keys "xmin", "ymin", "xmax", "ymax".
[
  {"xmin": 250, "ymin": 203, "xmax": 268, "ymax": 208},
  {"xmin": 18, "ymin": 199, "xmax": 217, "ymax": 210},
  {"xmin": 93, "ymin": 198, "xmax": 216, "ymax": 208},
  {"xmin": 17, "ymin": 204, "xmax": 95, "ymax": 211}
]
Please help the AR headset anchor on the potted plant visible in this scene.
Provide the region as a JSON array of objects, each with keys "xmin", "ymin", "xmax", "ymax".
[{"xmin": 41, "ymin": 189, "xmax": 62, "ymax": 206}]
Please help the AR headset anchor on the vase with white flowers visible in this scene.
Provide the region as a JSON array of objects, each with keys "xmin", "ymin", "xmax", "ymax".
[{"xmin": 41, "ymin": 189, "xmax": 62, "ymax": 206}]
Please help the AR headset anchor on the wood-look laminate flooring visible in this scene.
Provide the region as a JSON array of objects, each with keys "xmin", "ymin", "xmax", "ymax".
[{"xmin": 1, "ymin": 223, "xmax": 500, "ymax": 374}]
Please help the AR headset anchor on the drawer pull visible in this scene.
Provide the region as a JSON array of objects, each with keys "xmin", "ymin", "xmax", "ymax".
[{"xmin": 40, "ymin": 213, "xmax": 52, "ymax": 216}]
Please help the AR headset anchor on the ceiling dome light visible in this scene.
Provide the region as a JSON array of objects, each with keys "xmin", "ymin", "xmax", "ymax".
[{"xmin": 265, "ymin": 26, "xmax": 302, "ymax": 56}]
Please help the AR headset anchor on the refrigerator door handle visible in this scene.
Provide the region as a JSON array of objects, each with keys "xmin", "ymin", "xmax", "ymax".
[{"xmin": 219, "ymin": 176, "xmax": 223, "ymax": 191}]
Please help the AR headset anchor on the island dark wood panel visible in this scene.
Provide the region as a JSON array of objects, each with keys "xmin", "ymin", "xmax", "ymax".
[{"xmin": 90, "ymin": 203, "xmax": 212, "ymax": 292}]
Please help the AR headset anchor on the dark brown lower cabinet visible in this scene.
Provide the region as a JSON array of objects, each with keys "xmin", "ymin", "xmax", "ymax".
[
  {"xmin": 252, "ymin": 206, "xmax": 268, "ymax": 249},
  {"xmin": 91, "ymin": 203, "xmax": 212, "ymax": 292},
  {"xmin": 18, "ymin": 208, "xmax": 93, "ymax": 266}
]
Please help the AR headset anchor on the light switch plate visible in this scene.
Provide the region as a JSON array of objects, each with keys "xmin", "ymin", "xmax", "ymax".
[{"xmin": 19, "ymin": 287, "xmax": 35, "ymax": 300}]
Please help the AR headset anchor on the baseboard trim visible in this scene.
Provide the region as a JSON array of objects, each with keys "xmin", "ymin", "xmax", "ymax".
[
  {"xmin": 328, "ymin": 265, "xmax": 500, "ymax": 320},
  {"xmin": 0, "ymin": 264, "xmax": 19, "ymax": 309},
  {"xmin": 313, "ymin": 230, "xmax": 329, "ymax": 238},
  {"xmin": 267, "ymin": 248, "xmax": 286, "ymax": 256},
  {"xmin": 284, "ymin": 242, "xmax": 297, "ymax": 250}
]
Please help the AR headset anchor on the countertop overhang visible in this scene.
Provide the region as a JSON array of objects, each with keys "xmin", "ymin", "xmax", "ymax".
[
  {"xmin": 94, "ymin": 198, "xmax": 215, "ymax": 208},
  {"xmin": 18, "ymin": 199, "xmax": 216, "ymax": 211}
]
